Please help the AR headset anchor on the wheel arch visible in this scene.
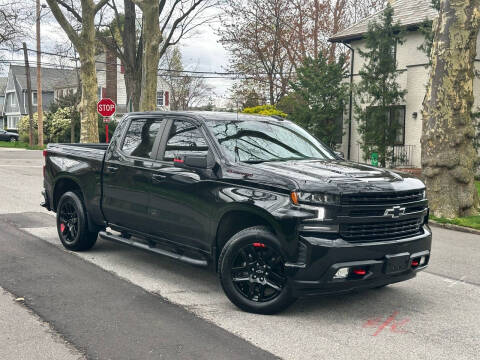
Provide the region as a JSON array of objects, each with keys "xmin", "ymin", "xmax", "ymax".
[
  {"xmin": 52, "ymin": 176, "xmax": 84, "ymax": 211},
  {"xmin": 213, "ymin": 205, "xmax": 289, "ymax": 269},
  {"xmin": 52, "ymin": 176, "xmax": 98, "ymax": 233}
]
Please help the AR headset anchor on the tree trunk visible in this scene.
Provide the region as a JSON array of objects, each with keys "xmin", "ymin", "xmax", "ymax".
[
  {"xmin": 77, "ymin": 50, "xmax": 99, "ymax": 143},
  {"xmin": 124, "ymin": 65, "xmax": 142, "ymax": 111},
  {"xmin": 46, "ymin": 0, "xmax": 103, "ymax": 143},
  {"xmin": 134, "ymin": 0, "xmax": 162, "ymax": 111},
  {"xmin": 78, "ymin": 5, "xmax": 99, "ymax": 143},
  {"xmin": 123, "ymin": 0, "xmax": 142, "ymax": 111},
  {"xmin": 421, "ymin": 0, "xmax": 480, "ymax": 218}
]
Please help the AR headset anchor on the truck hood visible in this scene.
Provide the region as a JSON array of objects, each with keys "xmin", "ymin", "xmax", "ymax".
[{"xmin": 242, "ymin": 159, "xmax": 424, "ymax": 194}]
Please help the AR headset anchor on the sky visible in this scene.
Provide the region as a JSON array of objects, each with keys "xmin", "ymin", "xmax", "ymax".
[{"xmin": 0, "ymin": 2, "xmax": 233, "ymax": 106}]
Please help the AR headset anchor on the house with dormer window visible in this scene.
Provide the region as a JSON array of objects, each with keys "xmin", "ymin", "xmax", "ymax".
[{"xmin": 329, "ymin": 0, "xmax": 480, "ymax": 169}]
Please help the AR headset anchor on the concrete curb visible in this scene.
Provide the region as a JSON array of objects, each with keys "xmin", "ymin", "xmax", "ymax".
[{"xmin": 429, "ymin": 220, "xmax": 480, "ymax": 236}]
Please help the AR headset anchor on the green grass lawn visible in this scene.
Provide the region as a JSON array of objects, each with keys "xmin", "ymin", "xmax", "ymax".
[
  {"xmin": 0, "ymin": 141, "xmax": 45, "ymax": 150},
  {"xmin": 430, "ymin": 181, "xmax": 480, "ymax": 230}
]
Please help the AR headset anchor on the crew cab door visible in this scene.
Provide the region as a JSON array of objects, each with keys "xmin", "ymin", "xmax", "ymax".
[
  {"xmin": 102, "ymin": 116, "xmax": 165, "ymax": 231},
  {"xmin": 148, "ymin": 117, "xmax": 215, "ymax": 252}
]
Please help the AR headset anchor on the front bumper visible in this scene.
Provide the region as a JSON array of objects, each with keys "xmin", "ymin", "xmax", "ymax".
[{"xmin": 286, "ymin": 225, "xmax": 432, "ymax": 297}]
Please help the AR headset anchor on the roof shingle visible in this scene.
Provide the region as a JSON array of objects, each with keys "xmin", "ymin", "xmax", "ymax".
[
  {"xmin": 10, "ymin": 65, "xmax": 79, "ymax": 91},
  {"xmin": 330, "ymin": 0, "xmax": 437, "ymax": 43}
]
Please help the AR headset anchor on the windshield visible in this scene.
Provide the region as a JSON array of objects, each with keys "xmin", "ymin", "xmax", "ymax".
[{"xmin": 206, "ymin": 119, "xmax": 336, "ymax": 163}]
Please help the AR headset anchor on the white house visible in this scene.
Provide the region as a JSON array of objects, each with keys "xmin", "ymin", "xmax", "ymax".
[
  {"xmin": 95, "ymin": 49, "xmax": 171, "ymax": 114},
  {"xmin": 330, "ymin": 0, "xmax": 480, "ymax": 169}
]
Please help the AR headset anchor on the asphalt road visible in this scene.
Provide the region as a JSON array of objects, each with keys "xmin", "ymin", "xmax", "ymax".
[{"xmin": 0, "ymin": 148, "xmax": 479, "ymax": 360}]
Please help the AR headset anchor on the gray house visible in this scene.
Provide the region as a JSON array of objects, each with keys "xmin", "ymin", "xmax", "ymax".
[{"xmin": 2, "ymin": 65, "xmax": 78, "ymax": 130}]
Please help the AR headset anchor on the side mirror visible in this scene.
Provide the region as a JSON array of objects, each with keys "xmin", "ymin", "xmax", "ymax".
[
  {"xmin": 334, "ymin": 151, "xmax": 345, "ymax": 160},
  {"xmin": 174, "ymin": 152, "xmax": 214, "ymax": 169}
]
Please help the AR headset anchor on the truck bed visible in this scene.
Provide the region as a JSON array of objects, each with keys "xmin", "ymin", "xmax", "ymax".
[
  {"xmin": 45, "ymin": 143, "xmax": 108, "ymax": 225},
  {"xmin": 47, "ymin": 143, "xmax": 109, "ymax": 160}
]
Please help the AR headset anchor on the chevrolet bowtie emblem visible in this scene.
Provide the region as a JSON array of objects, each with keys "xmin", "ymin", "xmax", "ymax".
[{"xmin": 384, "ymin": 206, "xmax": 406, "ymax": 218}]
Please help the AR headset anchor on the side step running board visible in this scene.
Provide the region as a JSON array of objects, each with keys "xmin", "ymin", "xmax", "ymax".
[{"xmin": 98, "ymin": 231, "xmax": 208, "ymax": 267}]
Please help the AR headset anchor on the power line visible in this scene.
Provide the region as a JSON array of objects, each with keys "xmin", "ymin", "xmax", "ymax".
[
  {"xmin": 0, "ymin": 59, "xmax": 253, "ymax": 80},
  {"xmin": 0, "ymin": 46, "xmax": 295, "ymax": 77}
]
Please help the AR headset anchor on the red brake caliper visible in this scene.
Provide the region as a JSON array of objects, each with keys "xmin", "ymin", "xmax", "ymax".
[
  {"xmin": 253, "ymin": 242, "xmax": 266, "ymax": 248},
  {"xmin": 60, "ymin": 223, "xmax": 65, "ymax": 233}
]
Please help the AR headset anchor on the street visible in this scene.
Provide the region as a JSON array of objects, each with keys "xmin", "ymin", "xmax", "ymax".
[{"xmin": 0, "ymin": 148, "xmax": 479, "ymax": 360}]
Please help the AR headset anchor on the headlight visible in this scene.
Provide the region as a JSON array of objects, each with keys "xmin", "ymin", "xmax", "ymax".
[
  {"xmin": 300, "ymin": 205, "xmax": 326, "ymax": 221},
  {"xmin": 297, "ymin": 192, "xmax": 339, "ymax": 205}
]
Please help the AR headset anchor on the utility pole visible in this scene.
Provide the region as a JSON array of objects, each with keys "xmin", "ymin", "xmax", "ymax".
[
  {"xmin": 36, "ymin": 0, "xmax": 43, "ymax": 146},
  {"xmin": 23, "ymin": 42, "xmax": 35, "ymax": 147}
]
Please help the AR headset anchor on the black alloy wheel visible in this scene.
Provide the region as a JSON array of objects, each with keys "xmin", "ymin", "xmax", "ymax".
[
  {"xmin": 219, "ymin": 226, "xmax": 296, "ymax": 314},
  {"xmin": 9, "ymin": 136, "xmax": 16, "ymax": 142},
  {"xmin": 58, "ymin": 200, "xmax": 79, "ymax": 244},
  {"xmin": 56, "ymin": 191, "xmax": 98, "ymax": 251},
  {"xmin": 231, "ymin": 243, "xmax": 287, "ymax": 303}
]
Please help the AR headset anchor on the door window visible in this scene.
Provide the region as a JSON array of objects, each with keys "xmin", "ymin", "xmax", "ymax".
[
  {"xmin": 163, "ymin": 120, "xmax": 208, "ymax": 161},
  {"xmin": 121, "ymin": 118, "xmax": 163, "ymax": 159}
]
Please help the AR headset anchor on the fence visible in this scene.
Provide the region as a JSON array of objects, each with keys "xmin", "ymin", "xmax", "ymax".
[{"xmin": 356, "ymin": 144, "xmax": 416, "ymax": 168}]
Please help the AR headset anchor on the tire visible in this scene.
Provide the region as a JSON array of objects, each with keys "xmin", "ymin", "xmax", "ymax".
[
  {"xmin": 56, "ymin": 191, "xmax": 98, "ymax": 251},
  {"xmin": 9, "ymin": 137, "xmax": 17, "ymax": 142},
  {"xmin": 218, "ymin": 226, "xmax": 297, "ymax": 314}
]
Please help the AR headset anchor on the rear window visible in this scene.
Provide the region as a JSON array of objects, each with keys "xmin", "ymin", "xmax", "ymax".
[{"xmin": 121, "ymin": 118, "xmax": 163, "ymax": 159}]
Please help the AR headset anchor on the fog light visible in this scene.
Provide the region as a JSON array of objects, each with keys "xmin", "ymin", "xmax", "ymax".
[
  {"xmin": 419, "ymin": 256, "xmax": 426, "ymax": 265},
  {"xmin": 334, "ymin": 267, "xmax": 349, "ymax": 279}
]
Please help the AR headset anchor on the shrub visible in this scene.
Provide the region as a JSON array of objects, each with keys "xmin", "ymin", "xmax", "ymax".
[
  {"xmin": 242, "ymin": 104, "xmax": 287, "ymax": 118},
  {"xmin": 19, "ymin": 106, "xmax": 77, "ymax": 144},
  {"xmin": 18, "ymin": 113, "xmax": 39, "ymax": 143}
]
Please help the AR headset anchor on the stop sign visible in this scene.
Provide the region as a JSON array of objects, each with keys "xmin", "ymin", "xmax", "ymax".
[{"xmin": 97, "ymin": 98, "xmax": 116, "ymax": 117}]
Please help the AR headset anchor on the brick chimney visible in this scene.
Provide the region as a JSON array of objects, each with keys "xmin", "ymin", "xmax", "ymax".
[{"xmin": 105, "ymin": 47, "xmax": 117, "ymax": 104}]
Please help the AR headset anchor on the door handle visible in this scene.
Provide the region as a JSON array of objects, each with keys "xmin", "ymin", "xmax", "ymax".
[
  {"xmin": 107, "ymin": 165, "xmax": 119, "ymax": 173},
  {"xmin": 152, "ymin": 173, "xmax": 166, "ymax": 183}
]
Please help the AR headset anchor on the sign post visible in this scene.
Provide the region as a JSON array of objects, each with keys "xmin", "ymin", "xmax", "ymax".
[{"xmin": 97, "ymin": 98, "xmax": 116, "ymax": 142}]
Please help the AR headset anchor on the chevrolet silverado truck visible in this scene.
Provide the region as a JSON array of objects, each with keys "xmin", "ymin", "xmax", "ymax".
[{"xmin": 41, "ymin": 111, "xmax": 431, "ymax": 314}]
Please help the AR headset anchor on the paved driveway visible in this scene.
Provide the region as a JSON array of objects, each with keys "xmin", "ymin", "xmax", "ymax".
[{"xmin": 0, "ymin": 148, "xmax": 478, "ymax": 360}]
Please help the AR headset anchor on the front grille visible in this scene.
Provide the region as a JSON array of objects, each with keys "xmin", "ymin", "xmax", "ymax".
[
  {"xmin": 340, "ymin": 218, "xmax": 423, "ymax": 243},
  {"xmin": 341, "ymin": 190, "xmax": 424, "ymax": 205},
  {"xmin": 349, "ymin": 206, "xmax": 425, "ymax": 217}
]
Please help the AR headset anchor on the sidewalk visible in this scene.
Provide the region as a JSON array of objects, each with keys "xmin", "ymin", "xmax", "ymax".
[{"xmin": 0, "ymin": 287, "xmax": 84, "ymax": 360}]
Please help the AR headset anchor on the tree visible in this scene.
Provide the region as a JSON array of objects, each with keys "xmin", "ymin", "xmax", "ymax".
[
  {"xmin": 221, "ymin": 0, "xmax": 385, "ymax": 106},
  {"xmin": 354, "ymin": 4, "xmax": 406, "ymax": 167},
  {"xmin": 421, "ymin": 0, "xmax": 480, "ymax": 218},
  {"xmin": 220, "ymin": 0, "xmax": 294, "ymax": 105},
  {"xmin": 98, "ymin": 0, "xmax": 214, "ymax": 111},
  {"xmin": 160, "ymin": 47, "xmax": 212, "ymax": 110},
  {"xmin": 0, "ymin": 2, "xmax": 31, "ymax": 48},
  {"xmin": 46, "ymin": 0, "xmax": 110, "ymax": 143},
  {"xmin": 286, "ymin": 53, "xmax": 348, "ymax": 148}
]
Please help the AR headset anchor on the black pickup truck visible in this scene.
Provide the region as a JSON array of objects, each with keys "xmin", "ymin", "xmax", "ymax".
[{"xmin": 42, "ymin": 111, "xmax": 431, "ymax": 314}]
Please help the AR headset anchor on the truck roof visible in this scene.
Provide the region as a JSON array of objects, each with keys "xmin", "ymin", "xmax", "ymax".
[{"xmin": 124, "ymin": 111, "xmax": 286, "ymax": 122}]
